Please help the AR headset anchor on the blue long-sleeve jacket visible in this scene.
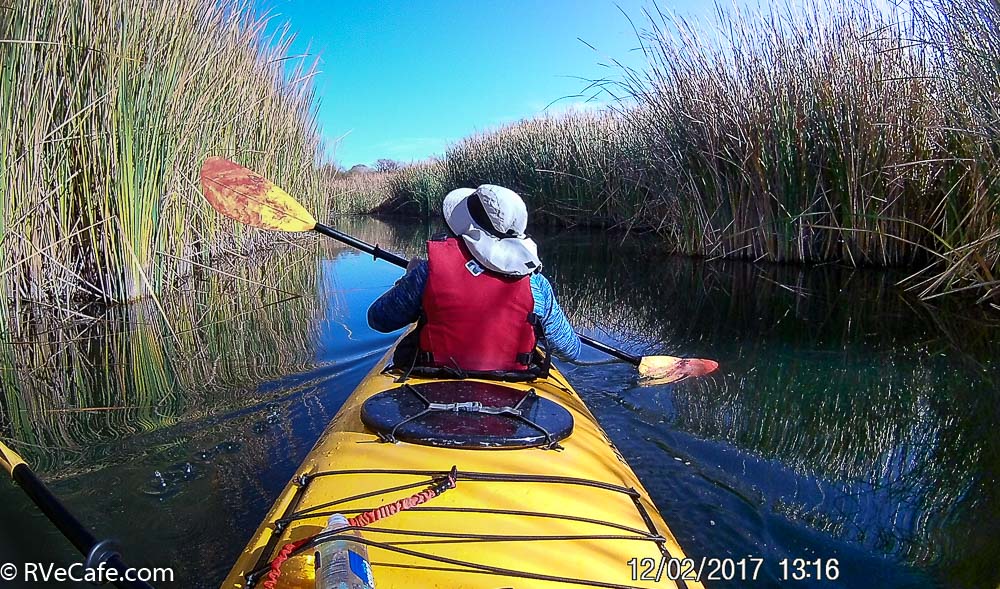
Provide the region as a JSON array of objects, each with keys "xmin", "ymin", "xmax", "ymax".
[{"xmin": 367, "ymin": 260, "xmax": 581, "ymax": 362}]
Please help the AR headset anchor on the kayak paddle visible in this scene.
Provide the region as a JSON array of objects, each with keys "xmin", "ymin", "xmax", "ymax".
[
  {"xmin": 0, "ymin": 440, "xmax": 154, "ymax": 589},
  {"xmin": 199, "ymin": 157, "xmax": 719, "ymax": 385}
]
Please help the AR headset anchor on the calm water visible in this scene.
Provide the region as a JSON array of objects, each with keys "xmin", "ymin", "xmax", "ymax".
[{"xmin": 1, "ymin": 217, "xmax": 997, "ymax": 588}]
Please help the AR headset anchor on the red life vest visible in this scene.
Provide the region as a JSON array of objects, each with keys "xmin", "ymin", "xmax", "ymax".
[{"xmin": 419, "ymin": 238, "xmax": 537, "ymax": 371}]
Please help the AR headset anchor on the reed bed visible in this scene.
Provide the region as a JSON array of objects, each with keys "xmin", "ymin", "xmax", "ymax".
[
  {"xmin": 617, "ymin": 0, "xmax": 997, "ymax": 303},
  {"xmin": 328, "ymin": 169, "xmax": 410, "ymax": 215},
  {"xmin": 908, "ymin": 0, "xmax": 1000, "ymax": 304},
  {"xmin": 0, "ymin": 0, "xmax": 329, "ymax": 311},
  {"xmin": 367, "ymin": 113, "xmax": 651, "ymax": 228},
  {"xmin": 443, "ymin": 112, "xmax": 650, "ymax": 228},
  {"xmin": 348, "ymin": 0, "xmax": 998, "ymax": 306}
]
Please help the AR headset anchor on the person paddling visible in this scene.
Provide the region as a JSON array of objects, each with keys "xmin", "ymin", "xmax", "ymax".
[{"xmin": 367, "ymin": 184, "xmax": 580, "ymax": 376}]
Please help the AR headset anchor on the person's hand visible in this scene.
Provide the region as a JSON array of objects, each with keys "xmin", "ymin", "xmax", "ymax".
[{"xmin": 406, "ymin": 257, "xmax": 424, "ymax": 273}]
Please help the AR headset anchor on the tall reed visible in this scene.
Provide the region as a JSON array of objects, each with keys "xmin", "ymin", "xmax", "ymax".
[
  {"xmin": 618, "ymin": 0, "xmax": 996, "ymax": 300},
  {"xmin": 0, "ymin": 0, "xmax": 329, "ymax": 310},
  {"xmin": 905, "ymin": 0, "xmax": 1000, "ymax": 304},
  {"xmin": 346, "ymin": 0, "xmax": 998, "ymax": 306}
]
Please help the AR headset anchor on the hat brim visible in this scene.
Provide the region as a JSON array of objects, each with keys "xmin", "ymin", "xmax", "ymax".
[{"xmin": 443, "ymin": 189, "xmax": 542, "ymax": 276}]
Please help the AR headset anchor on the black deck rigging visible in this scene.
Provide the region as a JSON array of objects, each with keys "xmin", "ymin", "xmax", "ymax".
[{"xmin": 360, "ymin": 381, "xmax": 574, "ymax": 450}]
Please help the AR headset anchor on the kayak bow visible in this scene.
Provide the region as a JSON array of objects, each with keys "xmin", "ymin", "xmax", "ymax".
[{"xmin": 223, "ymin": 341, "xmax": 704, "ymax": 589}]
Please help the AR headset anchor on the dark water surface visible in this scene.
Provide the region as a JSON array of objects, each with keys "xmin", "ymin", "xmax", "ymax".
[{"xmin": 1, "ymin": 217, "xmax": 997, "ymax": 588}]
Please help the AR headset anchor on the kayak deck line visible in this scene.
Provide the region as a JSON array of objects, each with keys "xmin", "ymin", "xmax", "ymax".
[
  {"xmin": 292, "ymin": 468, "xmax": 669, "ymax": 548},
  {"xmin": 247, "ymin": 465, "xmax": 316, "ymax": 583},
  {"xmin": 246, "ymin": 468, "xmax": 676, "ymax": 588},
  {"xmin": 223, "ymin": 346, "xmax": 704, "ymax": 589},
  {"xmin": 253, "ymin": 537, "xmax": 684, "ymax": 589},
  {"xmin": 196, "ymin": 159, "xmax": 715, "ymax": 588},
  {"xmin": 281, "ymin": 505, "xmax": 656, "ymax": 537}
]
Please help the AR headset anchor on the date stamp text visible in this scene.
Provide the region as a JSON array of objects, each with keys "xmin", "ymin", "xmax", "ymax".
[{"xmin": 627, "ymin": 556, "xmax": 840, "ymax": 583}]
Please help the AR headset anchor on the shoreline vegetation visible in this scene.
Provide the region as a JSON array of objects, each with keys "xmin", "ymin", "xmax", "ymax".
[
  {"xmin": 333, "ymin": 0, "xmax": 999, "ymax": 309},
  {"xmin": 0, "ymin": 0, "xmax": 997, "ymax": 316},
  {"xmin": 1, "ymin": 0, "xmax": 329, "ymax": 316}
]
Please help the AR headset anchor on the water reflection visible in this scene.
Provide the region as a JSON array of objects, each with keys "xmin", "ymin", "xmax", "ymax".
[
  {"xmin": 0, "ymin": 217, "xmax": 996, "ymax": 588},
  {"xmin": 0, "ymin": 242, "xmax": 334, "ymax": 472},
  {"xmin": 538, "ymin": 234, "xmax": 999, "ymax": 588}
]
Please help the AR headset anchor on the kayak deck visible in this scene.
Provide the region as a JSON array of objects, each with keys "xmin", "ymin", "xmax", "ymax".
[{"xmin": 223, "ymin": 353, "xmax": 703, "ymax": 589}]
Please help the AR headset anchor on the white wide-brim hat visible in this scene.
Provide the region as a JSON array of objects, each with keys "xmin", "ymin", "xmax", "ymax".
[{"xmin": 442, "ymin": 185, "xmax": 542, "ymax": 276}]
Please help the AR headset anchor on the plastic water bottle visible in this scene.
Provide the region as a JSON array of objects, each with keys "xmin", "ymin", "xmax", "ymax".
[{"xmin": 314, "ymin": 513, "xmax": 375, "ymax": 589}]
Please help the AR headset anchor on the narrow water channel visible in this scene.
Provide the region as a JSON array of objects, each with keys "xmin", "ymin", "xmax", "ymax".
[{"xmin": 1, "ymin": 217, "xmax": 996, "ymax": 588}]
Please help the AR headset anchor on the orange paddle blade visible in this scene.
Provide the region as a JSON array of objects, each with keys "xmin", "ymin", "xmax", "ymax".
[
  {"xmin": 638, "ymin": 356, "xmax": 719, "ymax": 385},
  {"xmin": 199, "ymin": 157, "xmax": 317, "ymax": 232}
]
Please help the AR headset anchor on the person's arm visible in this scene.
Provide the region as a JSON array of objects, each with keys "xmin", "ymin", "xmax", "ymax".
[
  {"xmin": 529, "ymin": 273, "xmax": 581, "ymax": 361},
  {"xmin": 367, "ymin": 261, "xmax": 429, "ymax": 333}
]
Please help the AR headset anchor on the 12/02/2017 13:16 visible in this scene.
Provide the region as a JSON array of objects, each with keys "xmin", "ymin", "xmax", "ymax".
[{"xmin": 627, "ymin": 556, "xmax": 840, "ymax": 583}]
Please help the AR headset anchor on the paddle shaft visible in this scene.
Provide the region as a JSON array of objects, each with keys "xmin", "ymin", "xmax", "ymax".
[
  {"xmin": 313, "ymin": 222, "xmax": 642, "ymax": 366},
  {"xmin": 3, "ymin": 449, "xmax": 154, "ymax": 589}
]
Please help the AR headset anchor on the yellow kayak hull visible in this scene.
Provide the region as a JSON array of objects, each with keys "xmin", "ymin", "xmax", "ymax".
[{"xmin": 222, "ymin": 349, "xmax": 704, "ymax": 589}]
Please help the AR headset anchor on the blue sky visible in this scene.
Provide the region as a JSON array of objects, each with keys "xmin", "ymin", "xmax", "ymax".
[{"xmin": 257, "ymin": 1, "xmax": 712, "ymax": 168}]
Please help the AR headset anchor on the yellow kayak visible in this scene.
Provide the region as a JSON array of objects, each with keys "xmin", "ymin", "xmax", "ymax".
[{"xmin": 222, "ymin": 343, "xmax": 704, "ymax": 589}]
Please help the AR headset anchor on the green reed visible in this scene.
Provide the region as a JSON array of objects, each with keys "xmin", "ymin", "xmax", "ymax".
[
  {"xmin": 0, "ymin": 0, "xmax": 329, "ymax": 310},
  {"xmin": 439, "ymin": 112, "xmax": 650, "ymax": 227}
]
